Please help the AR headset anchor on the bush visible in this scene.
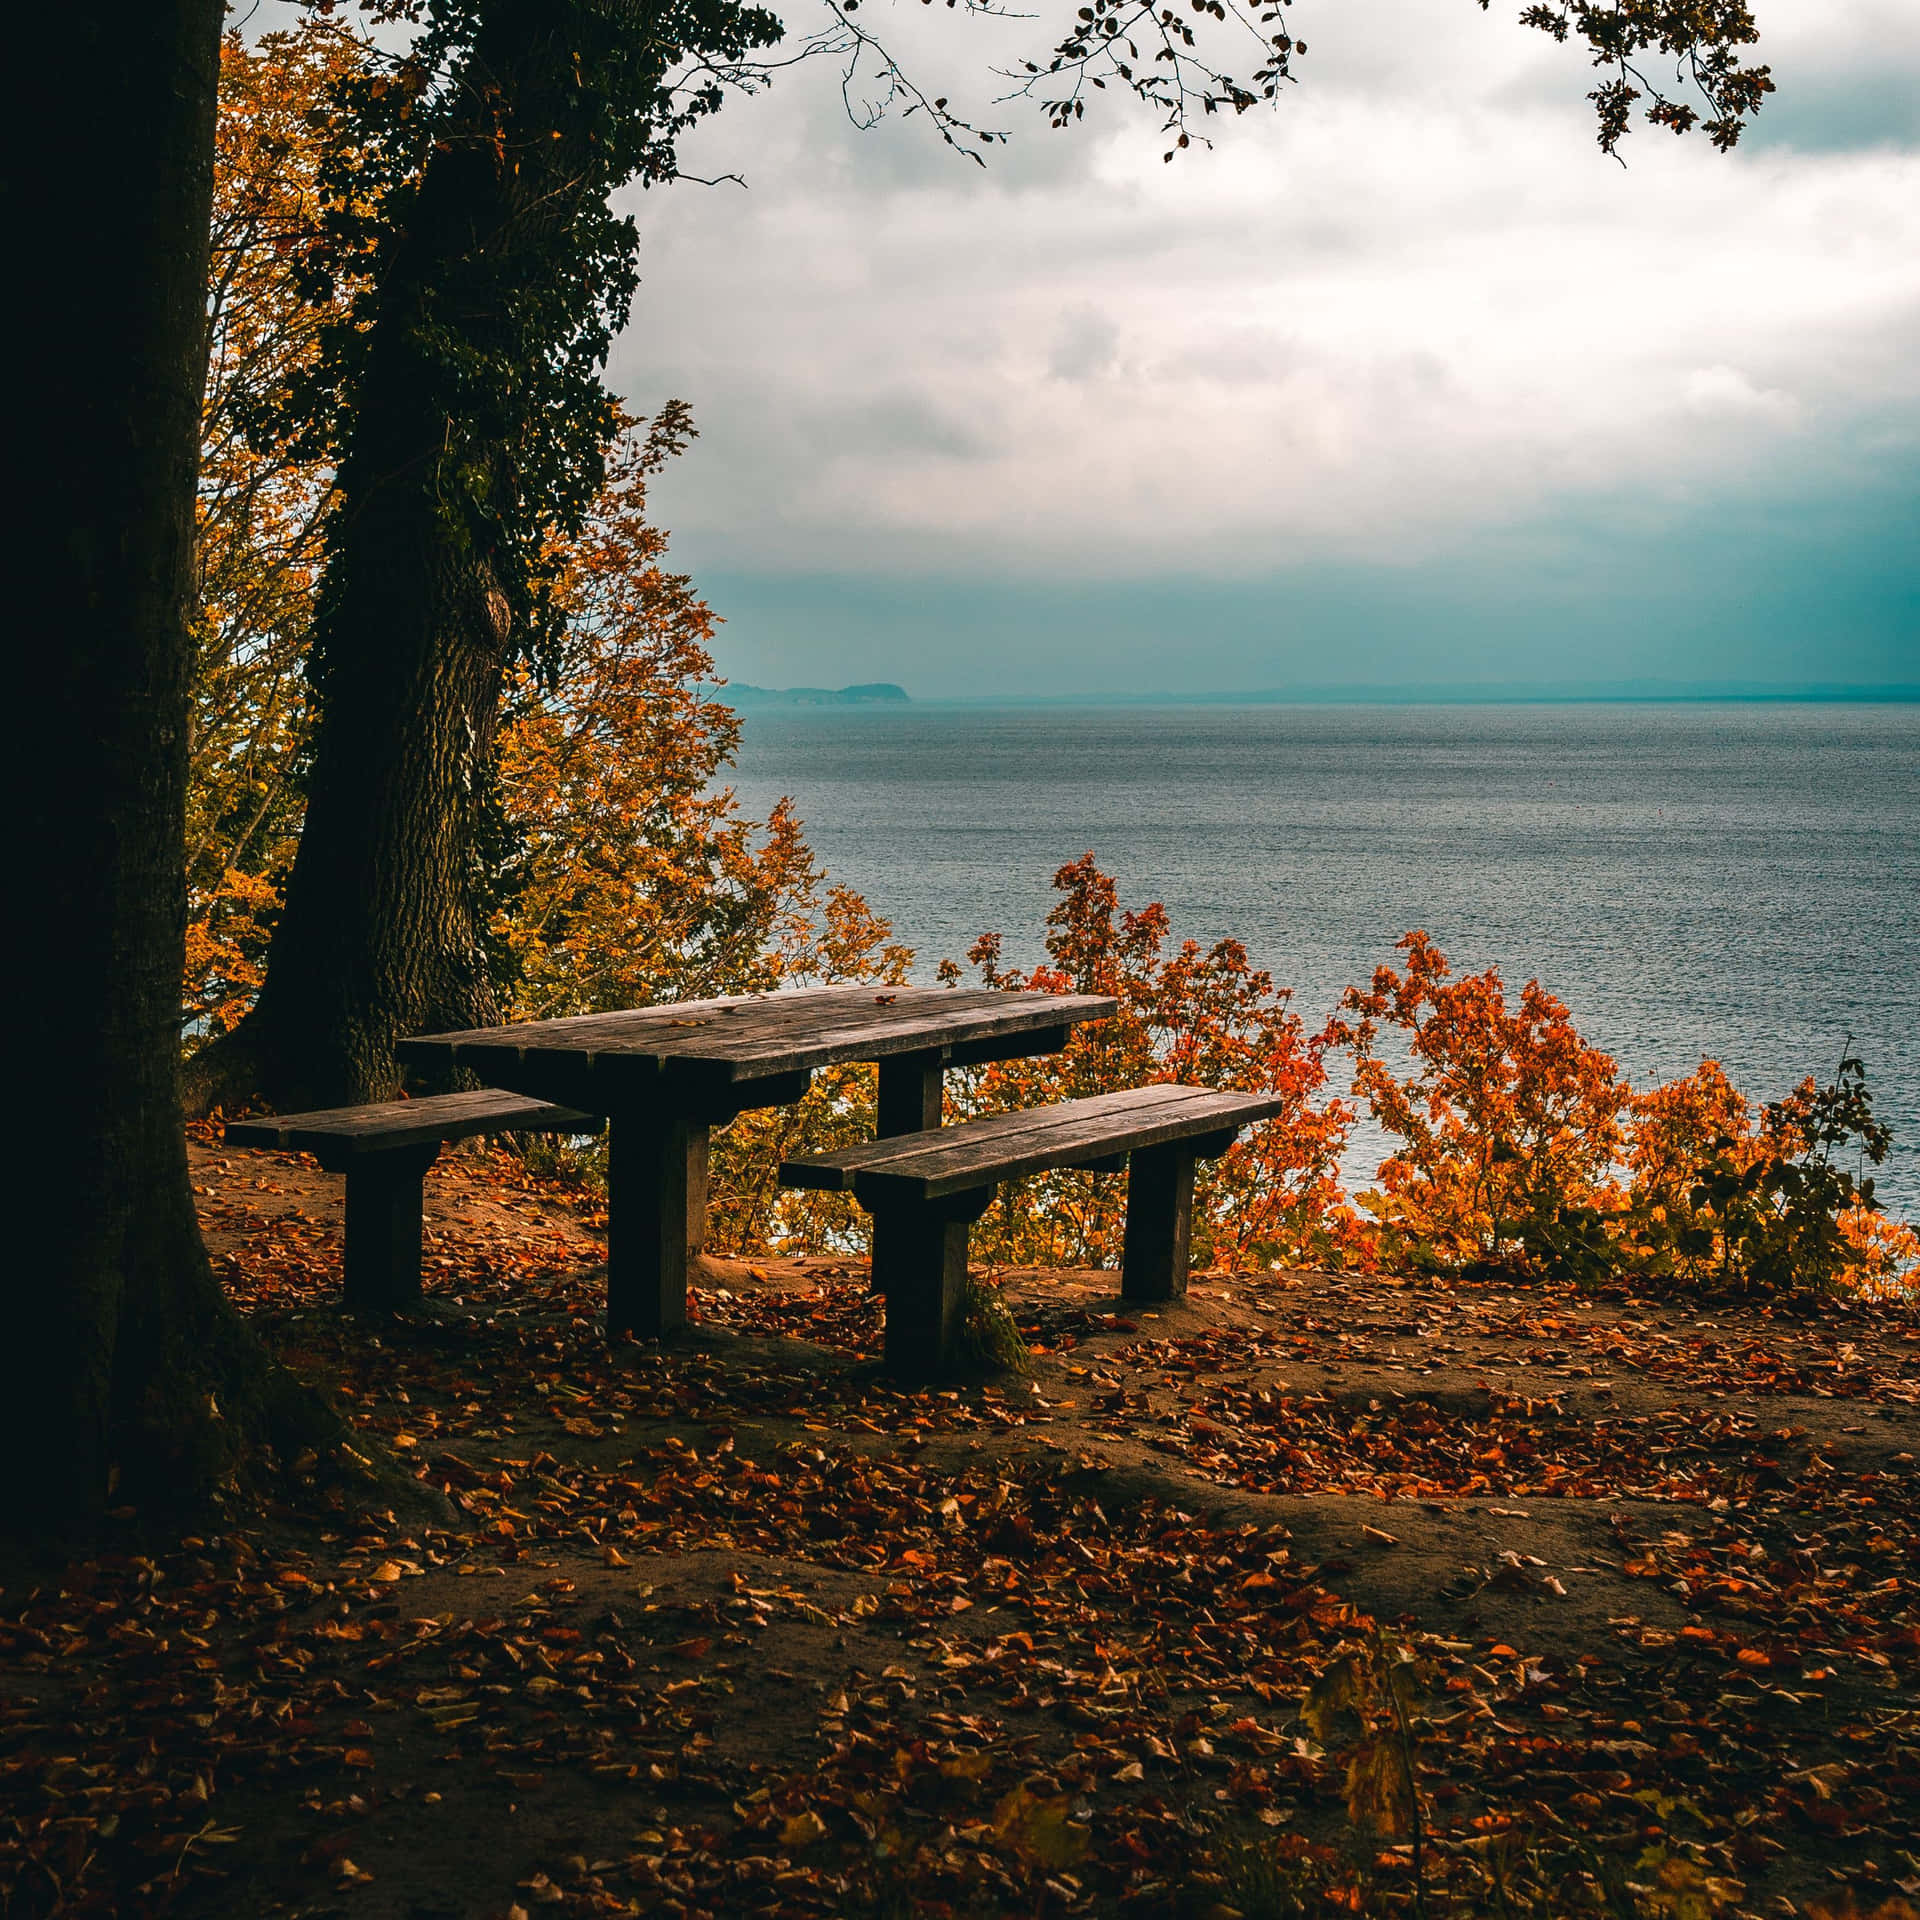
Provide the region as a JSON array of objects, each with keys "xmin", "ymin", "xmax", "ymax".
[
  {"xmin": 939, "ymin": 855, "xmax": 1364, "ymax": 1276},
  {"xmin": 1327, "ymin": 938, "xmax": 1915, "ymax": 1301},
  {"xmin": 1327, "ymin": 931, "xmax": 1629, "ymax": 1274}
]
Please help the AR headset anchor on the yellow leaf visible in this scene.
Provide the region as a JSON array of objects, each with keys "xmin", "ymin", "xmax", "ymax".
[
  {"xmin": 993, "ymin": 1785, "xmax": 1090, "ymax": 1869},
  {"xmin": 780, "ymin": 1809, "xmax": 828, "ymax": 1849},
  {"xmin": 1301, "ymin": 1654, "xmax": 1363, "ymax": 1742},
  {"xmin": 1344, "ymin": 1736, "xmax": 1414, "ymax": 1839}
]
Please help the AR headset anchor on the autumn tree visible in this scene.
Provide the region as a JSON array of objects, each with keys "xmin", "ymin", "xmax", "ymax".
[
  {"xmin": 484, "ymin": 401, "xmax": 916, "ymax": 1257},
  {"xmin": 1330, "ymin": 931, "xmax": 1631, "ymax": 1271},
  {"xmin": 493, "ymin": 407, "xmax": 844, "ymax": 1021},
  {"xmin": 178, "ymin": 51, "xmax": 903, "ymax": 1074},
  {"xmin": 187, "ymin": 0, "xmax": 785, "ymax": 1112},
  {"xmin": 6, "ymin": 2, "xmax": 329, "ymax": 1524},
  {"xmin": 187, "ymin": 25, "xmax": 371, "ymax": 1044},
  {"xmin": 187, "ymin": 0, "xmax": 1772, "ymax": 1115}
]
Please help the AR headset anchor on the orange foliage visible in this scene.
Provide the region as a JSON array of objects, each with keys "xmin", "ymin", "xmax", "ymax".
[
  {"xmin": 185, "ymin": 25, "xmax": 370, "ymax": 1042},
  {"xmin": 941, "ymin": 855, "xmax": 1361, "ymax": 1274},
  {"xmin": 1325, "ymin": 940, "xmax": 1913, "ymax": 1300},
  {"xmin": 1624, "ymin": 1057, "xmax": 1756, "ymax": 1208},
  {"xmin": 491, "ymin": 407, "xmax": 874, "ymax": 1019},
  {"xmin": 1329, "ymin": 931, "xmax": 1628, "ymax": 1272}
]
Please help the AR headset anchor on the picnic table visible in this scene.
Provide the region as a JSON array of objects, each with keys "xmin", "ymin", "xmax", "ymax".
[{"xmin": 397, "ymin": 984, "xmax": 1115, "ymax": 1339}]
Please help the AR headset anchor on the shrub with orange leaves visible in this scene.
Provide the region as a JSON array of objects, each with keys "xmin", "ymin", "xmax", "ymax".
[
  {"xmin": 1327, "ymin": 931, "xmax": 1629, "ymax": 1273},
  {"xmin": 1624, "ymin": 1057, "xmax": 1757, "ymax": 1211},
  {"xmin": 939, "ymin": 855, "xmax": 1361, "ymax": 1274},
  {"xmin": 1615, "ymin": 1052, "xmax": 1906, "ymax": 1300},
  {"xmin": 1329, "ymin": 939, "xmax": 1914, "ymax": 1299},
  {"xmin": 1836, "ymin": 1200, "xmax": 1920, "ymax": 1304}
]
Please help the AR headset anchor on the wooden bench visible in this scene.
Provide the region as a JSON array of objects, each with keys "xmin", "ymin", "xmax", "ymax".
[
  {"xmin": 225, "ymin": 1089, "xmax": 595, "ymax": 1311},
  {"xmin": 780, "ymin": 1083, "xmax": 1285, "ymax": 1379}
]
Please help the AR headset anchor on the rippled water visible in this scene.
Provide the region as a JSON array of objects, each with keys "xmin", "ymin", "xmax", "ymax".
[{"xmin": 727, "ymin": 702, "xmax": 1920, "ymax": 1217}]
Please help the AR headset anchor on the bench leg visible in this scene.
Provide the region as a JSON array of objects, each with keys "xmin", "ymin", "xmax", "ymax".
[
  {"xmin": 1121, "ymin": 1142, "xmax": 1198, "ymax": 1302},
  {"xmin": 606, "ymin": 1112, "xmax": 704, "ymax": 1339},
  {"xmin": 871, "ymin": 1053, "xmax": 945, "ymax": 1293},
  {"xmin": 341, "ymin": 1147, "xmax": 439, "ymax": 1313},
  {"xmin": 873, "ymin": 1190, "xmax": 992, "ymax": 1381}
]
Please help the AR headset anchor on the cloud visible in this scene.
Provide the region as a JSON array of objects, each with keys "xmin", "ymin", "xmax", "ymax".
[
  {"xmin": 1047, "ymin": 305, "xmax": 1120, "ymax": 383},
  {"xmin": 607, "ymin": 0, "xmax": 1920, "ymax": 687},
  {"xmin": 1683, "ymin": 365, "xmax": 1800, "ymax": 422}
]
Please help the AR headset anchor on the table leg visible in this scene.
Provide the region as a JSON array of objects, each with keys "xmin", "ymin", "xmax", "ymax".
[
  {"xmin": 872, "ymin": 1051, "xmax": 945, "ymax": 1295},
  {"xmin": 340, "ymin": 1146, "xmax": 439, "ymax": 1313},
  {"xmin": 606, "ymin": 1111, "xmax": 704, "ymax": 1338},
  {"xmin": 877, "ymin": 1049, "xmax": 944, "ymax": 1138}
]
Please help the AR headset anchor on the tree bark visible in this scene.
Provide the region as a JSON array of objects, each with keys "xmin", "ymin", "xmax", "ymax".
[
  {"xmin": 5, "ymin": 1, "xmax": 331, "ymax": 1525},
  {"xmin": 232, "ymin": 453, "xmax": 514, "ymax": 1110}
]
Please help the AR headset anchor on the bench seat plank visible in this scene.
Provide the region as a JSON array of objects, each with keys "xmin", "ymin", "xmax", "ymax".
[
  {"xmin": 782, "ymin": 1084, "xmax": 1283, "ymax": 1203},
  {"xmin": 225, "ymin": 1088, "xmax": 595, "ymax": 1159},
  {"xmin": 224, "ymin": 1089, "xmax": 596, "ymax": 1313}
]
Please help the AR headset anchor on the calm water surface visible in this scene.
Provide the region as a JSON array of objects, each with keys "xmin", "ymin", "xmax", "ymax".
[{"xmin": 727, "ymin": 703, "xmax": 1920, "ymax": 1216}]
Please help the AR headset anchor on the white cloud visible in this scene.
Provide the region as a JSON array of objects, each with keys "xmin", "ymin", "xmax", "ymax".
[
  {"xmin": 1684, "ymin": 365, "xmax": 1800, "ymax": 421},
  {"xmin": 611, "ymin": 0, "xmax": 1920, "ymax": 585}
]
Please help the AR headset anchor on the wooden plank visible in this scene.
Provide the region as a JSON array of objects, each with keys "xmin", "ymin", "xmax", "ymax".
[
  {"xmin": 782, "ymin": 1084, "xmax": 1214, "ymax": 1189},
  {"xmin": 400, "ymin": 985, "xmax": 955, "ymax": 1059},
  {"xmin": 943, "ymin": 1024, "xmax": 1070, "ymax": 1071},
  {"xmin": 642, "ymin": 984, "xmax": 1060, "ymax": 1048},
  {"xmin": 651, "ymin": 995, "xmax": 1117, "ymax": 1083},
  {"xmin": 689, "ymin": 1068, "xmax": 813, "ymax": 1124},
  {"xmin": 784, "ymin": 1085, "xmax": 1266, "ymax": 1185},
  {"xmin": 784, "ymin": 1085, "xmax": 1285, "ymax": 1202},
  {"xmin": 225, "ymin": 1089, "xmax": 596, "ymax": 1158},
  {"xmin": 400, "ymin": 987, "xmax": 1116, "ymax": 1087},
  {"xmin": 401, "ymin": 986, "xmax": 870, "ymax": 1053},
  {"xmin": 408, "ymin": 1045, "xmax": 657, "ymax": 1111}
]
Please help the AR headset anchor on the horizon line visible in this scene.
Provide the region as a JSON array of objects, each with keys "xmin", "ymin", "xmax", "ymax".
[{"xmin": 733, "ymin": 682, "xmax": 1920, "ymax": 708}]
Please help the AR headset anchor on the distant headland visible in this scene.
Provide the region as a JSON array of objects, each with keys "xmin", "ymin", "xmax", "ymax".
[{"xmin": 713, "ymin": 681, "xmax": 910, "ymax": 708}]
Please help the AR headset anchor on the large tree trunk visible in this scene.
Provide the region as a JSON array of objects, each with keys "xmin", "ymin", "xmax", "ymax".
[
  {"xmin": 189, "ymin": 6, "xmax": 616, "ymax": 1115},
  {"xmin": 233, "ymin": 445, "xmax": 514, "ymax": 1111},
  {"xmin": 6, "ymin": 2, "xmax": 330, "ymax": 1524}
]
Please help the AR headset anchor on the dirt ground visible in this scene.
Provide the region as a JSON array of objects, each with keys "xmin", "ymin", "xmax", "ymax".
[{"xmin": 3, "ymin": 1134, "xmax": 1917, "ymax": 1919}]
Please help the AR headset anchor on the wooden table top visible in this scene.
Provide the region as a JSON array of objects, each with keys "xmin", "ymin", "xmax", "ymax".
[{"xmin": 398, "ymin": 984, "xmax": 1117, "ymax": 1108}]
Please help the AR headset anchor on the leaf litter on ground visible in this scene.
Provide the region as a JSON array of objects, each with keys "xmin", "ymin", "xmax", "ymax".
[{"xmin": 2, "ymin": 1133, "xmax": 1917, "ymax": 1917}]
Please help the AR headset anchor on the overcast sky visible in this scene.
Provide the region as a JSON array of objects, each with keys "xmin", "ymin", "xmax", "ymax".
[{"xmin": 608, "ymin": 0, "xmax": 1919, "ymax": 697}]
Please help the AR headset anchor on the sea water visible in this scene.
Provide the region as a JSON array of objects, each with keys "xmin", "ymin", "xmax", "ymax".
[{"xmin": 727, "ymin": 701, "xmax": 1920, "ymax": 1218}]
